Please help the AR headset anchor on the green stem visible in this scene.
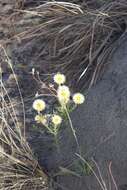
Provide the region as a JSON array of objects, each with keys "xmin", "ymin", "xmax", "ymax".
[
  {"xmin": 44, "ymin": 125, "xmax": 54, "ymax": 135},
  {"xmin": 54, "ymin": 132, "xmax": 60, "ymax": 155},
  {"xmin": 64, "ymin": 106, "xmax": 81, "ymax": 155}
]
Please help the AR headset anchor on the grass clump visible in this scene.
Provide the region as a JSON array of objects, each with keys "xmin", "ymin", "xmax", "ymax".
[
  {"xmin": 0, "ymin": 46, "xmax": 48, "ymax": 190},
  {"xmin": 2, "ymin": 1, "xmax": 127, "ymax": 90}
]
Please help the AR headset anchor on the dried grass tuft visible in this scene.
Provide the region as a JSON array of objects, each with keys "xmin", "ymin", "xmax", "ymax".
[
  {"xmin": 1, "ymin": 1, "xmax": 126, "ymax": 90},
  {"xmin": 0, "ymin": 46, "xmax": 48, "ymax": 190}
]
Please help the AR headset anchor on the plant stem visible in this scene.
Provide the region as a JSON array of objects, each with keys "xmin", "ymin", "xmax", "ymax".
[
  {"xmin": 64, "ymin": 106, "xmax": 81, "ymax": 155},
  {"xmin": 54, "ymin": 133, "xmax": 60, "ymax": 155},
  {"xmin": 44, "ymin": 125, "xmax": 54, "ymax": 135}
]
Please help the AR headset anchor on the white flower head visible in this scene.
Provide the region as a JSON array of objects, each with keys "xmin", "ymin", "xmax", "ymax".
[
  {"xmin": 73, "ymin": 93, "xmax": 85, "ymax": 104},
  {"xmin": 54, "ymin": 73, "xmax": 66, "ymax": 85},
  {"xmin": 33, "ymin": 99, "xmax": 46, "ymax": 112},
  {"xmin": 57, "ymin": 85, "xmax": 70, "ymax": 104},
  {"xmin": 52, "ymin": 114, "xmax": 62, "ymax": 126},
  {"xmin": 35, "ymin": 115, "xmax": 47, "ymax": 125}
]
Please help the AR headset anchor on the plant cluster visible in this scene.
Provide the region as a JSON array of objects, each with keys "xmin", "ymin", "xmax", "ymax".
[{"xmin": 33, "ymin": 72, "xmax": 85, "ymax": 140}]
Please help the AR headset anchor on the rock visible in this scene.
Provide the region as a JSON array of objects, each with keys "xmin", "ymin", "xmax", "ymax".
[
  {"xmin": 20, "ymin": 33, "xmax": 127, "ymax": 189},
  {"xmin": 20, "ymin": 34, "xmax": 127, "ymax": 189},
  {"xmin": 56, "ymin": 34, "xmax": 127, "ymax": 189}
]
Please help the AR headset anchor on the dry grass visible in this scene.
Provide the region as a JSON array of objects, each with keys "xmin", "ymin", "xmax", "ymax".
[
  {"xmin": 0, "ymin": 46, "xmax": 48, "ymax": 189},
  {"xmin": 1, "ymin": 1, "xmax": 127, "ymax": 90}
]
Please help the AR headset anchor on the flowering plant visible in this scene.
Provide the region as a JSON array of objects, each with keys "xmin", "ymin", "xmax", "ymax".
[{"xmin": 32, "ymin": 72, "xmax": 85, "ymax": 152}]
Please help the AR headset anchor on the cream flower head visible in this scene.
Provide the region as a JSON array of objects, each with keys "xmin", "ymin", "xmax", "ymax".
[
  {"xmin": 73, "ymin": 93, "xmax": 85, "ymax": 104},
  {"xmin": 52, "ymin": 114, "xmax": 62, "ymax": 126},
  {"xmin": 35, "ymin": 115, "xmax": 47, "ymax": 125},
  {"xmin": 54, "ymin": 73, "xmax": 66, "ymax": 85},
  {"xmin": 57, "ymin": 85, "xmax": 70, "ymax": 104},
  {"xmin": 33, "ymin": 99, "xmax": 46, "ymax": 112}
]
